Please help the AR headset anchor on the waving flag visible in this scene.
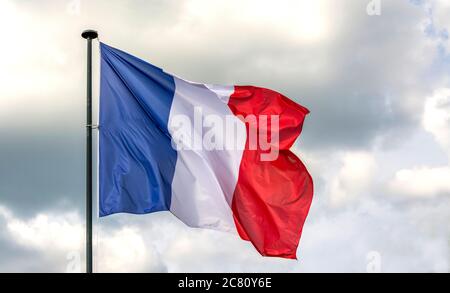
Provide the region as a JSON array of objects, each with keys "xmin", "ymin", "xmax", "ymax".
[{"xmin": 99, "ymin": 43, "xmax": 313, "ymax": 259}]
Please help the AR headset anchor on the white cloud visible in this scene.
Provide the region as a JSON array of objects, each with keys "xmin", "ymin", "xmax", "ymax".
[
  {"xmin": 430, "ymin": 0, "xmax": 450, "ymax": 50},
  {"xmin": 423, "ymin": 88, "xmax": 450, "ymax": 157},
  {"xmin": 0, "ymin": 206, "xmax": 83, "ymax": 252},
  {"xmin": 389, "ymin": 166, "xmax": 450, "ymax": 197},
  {"xmin": 387, "ymin": 88, "xmax": 450, "ymax": 198},
  {"xmin": 0, "ymin": 0, "xmax": 82, "ymax": 130},
  {"xmin": 0, "ymin": 206, "xmax": 166, "ymax": 272},
  {"xmin": 328, "ymin": 152, "xmax": 377, "ymax": 205},
  {"xmin": 297, "ymin": 199, "xmax": 450, "ymax": 273},
  {"xmin": 181, "ymin": 0, "xmax": 331, "ymax": 43},
  {"xmin": 1, "ymin": 199, "xmax": 449, "ymax": 273},
  {"xmin": 96, "ymin": 226, "xmax": 166, "ymax": 273}
]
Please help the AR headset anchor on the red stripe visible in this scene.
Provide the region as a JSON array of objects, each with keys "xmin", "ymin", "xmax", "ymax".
[{"xmin": 228, "ymin": 86, "xmax": 314, "ymax": 259}]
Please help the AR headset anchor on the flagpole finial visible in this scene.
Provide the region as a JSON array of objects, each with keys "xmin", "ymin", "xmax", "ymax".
[{"xmin": 81, "ymin": 30, "xmax": 98, "ymax": 40}]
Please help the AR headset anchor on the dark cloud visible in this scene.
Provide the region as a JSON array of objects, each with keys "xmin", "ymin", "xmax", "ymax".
[{"xmin": 0, "ymin": 130, "xmax": 85, "ymax": 217}]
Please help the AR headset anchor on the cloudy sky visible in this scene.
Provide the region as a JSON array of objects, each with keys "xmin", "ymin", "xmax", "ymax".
[{"xmin": 0, "ymin": 0, "xmax": 449, "ymax": 273}]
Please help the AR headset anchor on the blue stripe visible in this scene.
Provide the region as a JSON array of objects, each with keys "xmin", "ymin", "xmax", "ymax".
[{"xmin": 99, "ymin": 43, "xmax": 177, "ymax": 217}]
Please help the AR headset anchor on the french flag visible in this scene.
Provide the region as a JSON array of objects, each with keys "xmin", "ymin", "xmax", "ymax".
[{"xmin": 99, "ymin": 43, "xmax": 313, "ymax": 259}]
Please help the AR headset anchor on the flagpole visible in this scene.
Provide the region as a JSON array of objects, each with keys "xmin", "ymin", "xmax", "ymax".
[{"xmin": 81, "ymin": 29, "xmax": 98, "ymax": 274}]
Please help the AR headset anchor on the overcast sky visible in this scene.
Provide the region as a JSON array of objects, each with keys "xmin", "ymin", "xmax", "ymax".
[{"xmin": 0, "ymin": 0, "xmax": 449, "ymax": 272}]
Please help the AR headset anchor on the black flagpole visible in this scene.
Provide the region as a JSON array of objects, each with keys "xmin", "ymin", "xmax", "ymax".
[{"xmin": 81, "ymin": 29, "xmax": 98, "ymax": 274}]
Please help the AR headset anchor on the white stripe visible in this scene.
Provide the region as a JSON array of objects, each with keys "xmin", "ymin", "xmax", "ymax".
[
  {"xmin": 168, "ymin": 78, "xmax": 246, "ymax": 232},
  {"xmin": 204, "ymin": 84, "xmax": 233, "ymax": 103}
]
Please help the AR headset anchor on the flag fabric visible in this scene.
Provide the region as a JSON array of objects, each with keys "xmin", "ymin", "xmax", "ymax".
[{"xmin": 99, "ymin": 43, "xmax": 313, "ymax": 259}]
